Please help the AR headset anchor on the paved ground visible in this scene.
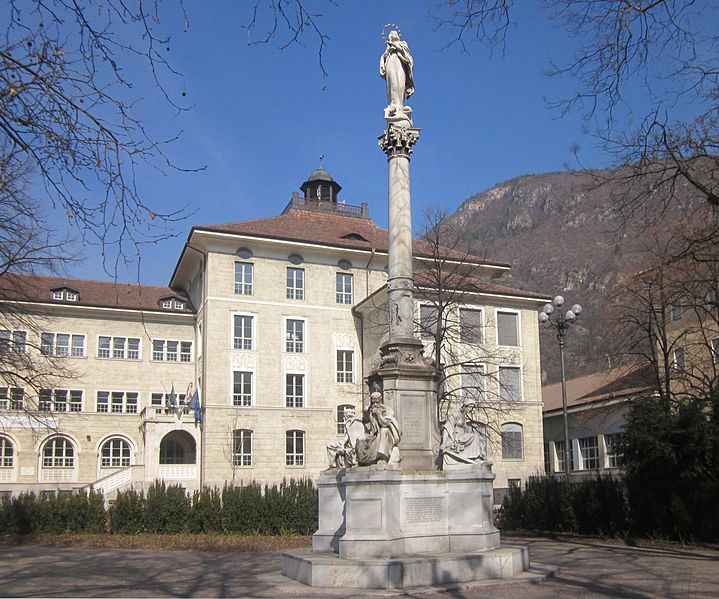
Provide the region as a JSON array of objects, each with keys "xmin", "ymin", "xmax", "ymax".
[{"xmin": 1, "ymin": 534, "xmax": 717, "ymax": 598}]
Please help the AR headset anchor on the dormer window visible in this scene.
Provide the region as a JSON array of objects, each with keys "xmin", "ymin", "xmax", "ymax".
[
  {"xmin": 160, "ymin": 297, "xmax": 186, "ymax": 311},
  {"xmin": 51, "ymin": 288, "xmax": 79, "ymax": 302},
  {"xmin": 340, "ymin": 232, "xmax": 368, "ymax": 242}
]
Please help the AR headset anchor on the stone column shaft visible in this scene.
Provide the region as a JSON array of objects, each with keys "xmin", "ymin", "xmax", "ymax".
[{"xmin": 379, "ymin": 124, "xmax": 420, "ymax": 344}]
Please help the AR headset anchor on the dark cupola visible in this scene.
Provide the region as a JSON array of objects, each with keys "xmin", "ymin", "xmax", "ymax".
[{"xmin": 300, "ymin": 160, "xmax": 342, "ymax": 203}]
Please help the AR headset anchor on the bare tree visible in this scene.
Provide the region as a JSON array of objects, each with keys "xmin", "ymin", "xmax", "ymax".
[
  {"xmin": 414, "ymin": 206, "xmax": 524, "ymax": 449},
  {"xmin": 611, "ymin": 236, "xmax": 719, "ymax": 410}
]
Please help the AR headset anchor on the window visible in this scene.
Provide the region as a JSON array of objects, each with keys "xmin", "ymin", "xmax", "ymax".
[
  {"xmin": 52, "ymin": 290, "xmax": 64, "ymax": 300},
  {"xmin": 0, "ymin": 330, "xmax": 26, "ymax": 353},
  {"xmin": 96, "ymin": 391, "xmax": 137, "ymax": 414},
  {"xmin": 233, "ymin": 371, "xmax": 253, "ymax": 406},
  {"xmin": 42, "ymin": 437, "xmax": 74, "ymax": 468},
  {"xmin": 233, "ymin": 429, "xmax": 253, "ymax": 466},
  {"xmin": 578, "ymin": 436, "xmax": 600, "ymax": 470},
  {"xmin": 605, "ymin": 433, "xmax": 623, "ymax": 469},
  {"xmin": 673, "ymin": 347, "xmax": 685, "ymax": 371},
  {"xmin": 459, "ymin": 308, "xmax": 483, "ymax": 344},
  {"xmin": 497, "ymin": 311, "xmax": 519, "ymax": 346},
  {"xmin": 233, "ymin": 315, "xmax": 254, "ymax": 350},
  {"xmin": 336, "ymin": 273, "xmax": 353, "ymax": 304},
  {"xmin": 161, "ymin": 298, "xmax": 185, "ymax": 310},
  {"xmin": 97, "ymin": 336, "xmax": 141, "ymax": 360},
  {"xmin": 420, "ymin": 305, "xmax": 438, "ymax": 341},
  {"xmin": 66, "ymin": 291, "xmax": 78, "ymax": 302},
  {"xmin": 113, "ymin": 337, "xmax": 126, "ymax": 359},
  {"xmin": 336, "ymin": 404, "xmax": 355, "ymax": 434},
  {"xmin": 51, "ymin": 289, "xmax": 78, "ymax": 302},
  {"xmin": 286, "ymin": 373, "xmax": 305, "ymax": 407},
  {"xmin": 152, "ymin": 339, "xmax": 191, "ymax": 361},
  {"xmin": 286, "ymin": 430, "xmax": 305, "ymax": 466},
  {"xmin": 41, "ymin": 333, "xmax": 85, "ymax": 357},
  {"xmin": 95, "ymin": 335, "xmax": 141, "ymax": 359},
  {"xmin": 98, "ymin": 337, "xmax": 111, "ymax": 358},
  {"xmin": 0, "ymin": 436, "xmax": 13, "ymax": 468},
  {"xmin": 461, "ymin": 363, "xmax": 485, "ymax": 402},
  {"xmin": 234, "ymin": 262, "xmax": 253, "ymax": 295},
  {"xmin": 543, "ymin": 442, "xmax": 551, "ymax": 474},
  {"xmin": 555, "ymin": 440, "xmax": 575, "ymax": 472},
  {"xmin": 285, "ymin": 319, "xmax": 305, "ymax": 353},
  {"xmin": 336, "ymin": 350, "xmax": 354, "ymax": 383},
  {"xmin": 100, "ymin": 438, "xmax": 131, "ymax": 468},
  {"xmin": 671, "ymin": 304, "xmax": 683, "ymax": 321},
  {"xmin": 150, "ymin": 392, "xmax": 186, "ymax": 411},
  {"xmin": 128, "ymin": 338, "xmax": 140, "ymax": 360},
  {"xmin": 39, "ymin": 389, "xmax": 83, "ymax": 412},
  {"xmin": 499, "ymin": 366, "xmax": 521, "ymax": 401},
  {"xmin": 712, "ymin": 338, "xmax": 719, "ymax": 364},
  {"xmin": 501, "ymin": 423, "xmax": 523, "ymax": 460},
  {"xmin": 287, "ymin": 268, "xmax": 304, "ymax": 300},
  {"xmin": 0, "ymin": 387, "xmax": 23, "ymax": 410},
  {"xmin": 508, "ymin": 478, "xmax": 521, "ymax": 489}
]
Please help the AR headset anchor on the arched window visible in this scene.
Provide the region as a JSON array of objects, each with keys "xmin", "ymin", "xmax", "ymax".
[
  {"xmin": 286, "ymin": 430, "xmax": 305, "ymax": 466},
  {"xmin": 42, "ymin": 437, "xmax": 74, "ymax": 468},
  {"xmin": 233, "ymin": 429, "xmax": 253, "ymax": 467},
  {"xmin": 0, "ymin": 436, "xmax": 14, "ymax": 468},
  {"xmin": 100, "ymin": 438, "xmax": 131, "ymax": 468},
  {"xmin": 501, "ymin": 423, "xmax": 523, "ymax": 460}
]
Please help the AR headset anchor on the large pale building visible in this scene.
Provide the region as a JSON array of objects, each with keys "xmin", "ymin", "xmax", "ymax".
[{"xmin": 0, "ymin": 167, "xmax": 549, "ymax": 500}]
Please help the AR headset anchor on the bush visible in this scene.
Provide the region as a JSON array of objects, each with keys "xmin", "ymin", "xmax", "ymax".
[
  {"xmin": 498, "ymin": 475, "xmax": 626, "ymax": 536},
  {"xmin": 623, "ymin": 396, "xmax": 719, "ymax": 542},
  {"xmin": 109, "ymin": 488, "xmax": 145, "ymax": 534},
  {"xmin": 188, "ymin": 487, "xmax": 222, "ymax": 533},
  {"xmin": 144, "ymin": 481, "xmax": 190, "ymax": 534}
]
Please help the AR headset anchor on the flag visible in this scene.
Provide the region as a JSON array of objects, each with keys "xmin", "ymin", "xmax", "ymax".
[
  {"xmin": 168, "ymin": 384, "xmax": 177, "ymax": 409},
  {"xmin": 189, "ymin": 389, "xmax": 202, "ymax": 423}
]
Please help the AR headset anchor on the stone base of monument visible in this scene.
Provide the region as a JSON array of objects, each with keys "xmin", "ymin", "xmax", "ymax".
[{"xmin": 281, "ymin": 463, "xmax": 536, "ymax": 589}]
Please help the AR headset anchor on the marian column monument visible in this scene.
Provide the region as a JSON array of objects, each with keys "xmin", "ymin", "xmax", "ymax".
[{"xmin": 282, "ymin": 27, "xmax": 536, "ymax": 589}]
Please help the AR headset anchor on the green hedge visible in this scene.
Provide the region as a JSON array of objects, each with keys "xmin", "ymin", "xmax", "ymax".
[
  {"xmin": 497, "ymin": 475, "xmax": 627, "ymax": 536},
  {"xmin": 1, "ymin": 478, "xmax": 318, "ymax": 536}
]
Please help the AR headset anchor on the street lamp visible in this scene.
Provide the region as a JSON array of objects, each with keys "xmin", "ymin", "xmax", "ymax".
[{"xmin": 539, "ymin": 295, "xmax": 582, "ymax": 478}]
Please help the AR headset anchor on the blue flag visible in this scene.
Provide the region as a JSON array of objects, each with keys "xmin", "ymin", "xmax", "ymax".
[{"xmin": 189, "ymin": 389, "xmax": 202, "ymax": 423}]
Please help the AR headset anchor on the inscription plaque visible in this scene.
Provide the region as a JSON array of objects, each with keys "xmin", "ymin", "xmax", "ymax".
[
  {"xmin": 405, "ymin": 496, "xmax": 445, "ymax": 524},
  {"xmin": 399, "ymin": 393, "xmax": 428, "ymax": 447}
]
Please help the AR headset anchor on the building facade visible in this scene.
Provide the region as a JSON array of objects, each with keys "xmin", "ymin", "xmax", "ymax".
[{"xmin": 1, "ymin": 167, "xmax": 549, "ymax": 499}]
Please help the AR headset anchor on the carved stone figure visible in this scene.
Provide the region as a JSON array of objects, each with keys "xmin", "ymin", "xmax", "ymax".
[
  {"xmin": 440, "ymin": 401, "xmax": 486, "ymax": 468},
  {"xmin": 379, "ymin": 30, "xmax": 414, "ymax": 116},
  {"xmin": 326, "ymin": 407, "xmax": 364, "ymax": 468},
  {"xmin": 356, "ymin": 391, "xmax": 402, "ymax": 465}
]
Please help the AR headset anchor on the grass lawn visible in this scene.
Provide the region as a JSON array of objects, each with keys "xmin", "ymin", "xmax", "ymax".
[{"xmin": 0, "ymin": 532, "xmax": 312, "ymax": 552}]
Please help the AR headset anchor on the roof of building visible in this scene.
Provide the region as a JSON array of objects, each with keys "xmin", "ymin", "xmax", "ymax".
[
  {"xmin": 195, "ymin": 205, "xmax": 512, "ymax": 268},
  {"xmin": 542, "ymin": 364, "xmax": 656, "ymax": 413},
  {"xmin": 0, "ymin": 273, "xmax": 194, "ymax": 314},
  {"xmin": 414, "ymin": 272, "xmax": 549, "ymax": 301},
  {"xmin": 306, "ymin": 165, "xmax": 335, "ymax": 183}
]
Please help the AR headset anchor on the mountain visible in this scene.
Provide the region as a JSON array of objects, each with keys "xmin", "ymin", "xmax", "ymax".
[{"xmin": 446, "ymin": 169, "xmax": 661, "ymax": 383}]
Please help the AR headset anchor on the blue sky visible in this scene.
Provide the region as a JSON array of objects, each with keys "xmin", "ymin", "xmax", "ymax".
[{"xmin": 52, "ymin": 2, "xmax": 629, "ymax": 285}]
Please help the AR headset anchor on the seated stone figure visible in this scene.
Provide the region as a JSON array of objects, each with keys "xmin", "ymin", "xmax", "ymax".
[
  {"xmin": 440, "ymin": 400, "xmax": 486, "ymax": 469},
  {"xmin": 326, "ymin": 407, "xmax": 365, "ymax": 468},
  {"xmin": 356, "ymin": 391, "xmax": 402, "ymax": 466}
]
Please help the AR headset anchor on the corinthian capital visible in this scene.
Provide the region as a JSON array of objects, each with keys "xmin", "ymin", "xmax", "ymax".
[{"xmin": 378, "ymin": 125, "xmax": 420, "ymax": 158}]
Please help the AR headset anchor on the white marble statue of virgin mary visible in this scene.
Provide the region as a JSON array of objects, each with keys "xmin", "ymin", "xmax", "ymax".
[{"xmin": 379, "ymin": 30, "xmax": 415, "ymax": 113}]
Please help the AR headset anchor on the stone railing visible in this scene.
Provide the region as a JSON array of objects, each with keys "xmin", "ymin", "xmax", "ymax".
[{"xmin": 283, "ymin": 193, "xmax": 370, "ymax": 218}]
